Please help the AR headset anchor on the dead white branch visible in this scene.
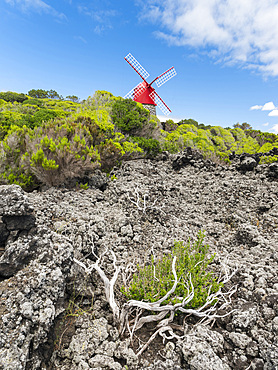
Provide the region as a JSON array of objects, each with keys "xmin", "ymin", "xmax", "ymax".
[
  {"xmin": 74, "ymin": 248, "xmax": 121, "ymax": 321},
  {"xmin": 128, "ymin": 186, "xmax": 164, "ymax": 214}
]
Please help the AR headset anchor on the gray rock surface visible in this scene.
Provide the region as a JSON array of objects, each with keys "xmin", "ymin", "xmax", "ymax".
[
  {"xmin": 0, "ymin": 151, "xmax": 278, "ymax": 369},
  {"xmin": 239, "ymin": 157, "xmax": 257, "ymax": 172},
  {"xmin": 0, "ymin": 186, "xmax": 73, "ymax": 369},
  {"xmin": 0, "ymin": 185, "xmax": 34, "ymax": 216}
]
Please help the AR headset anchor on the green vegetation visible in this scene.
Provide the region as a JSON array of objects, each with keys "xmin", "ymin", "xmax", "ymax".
[
  {"xmin": 0, "ymin": 91, "xmax": 27, "ymax": 103},
  {"xmin": 111, "ymin": 98, "xmax": 149, "ymax": 134},
  {"xmin": 259, "ymin": 155, "xmax": 278, "ymax": 164},
  {"xmin": 0, "ymin": 115, "xmax": 143, "ymax": 189},
  {"xmin": 54, "ymin": 278, "xmax": 94, "ymax": 351},
  {"xmin": 122, "ymin": 231, "xmax": 223, "ymax": 310},
  {"xmin": 28, "ymin": 89, "xmax": 64, "ymax": 100},
  {"xmin": 1, "ymin": 88, "xmax": 277, "ymax": 190},
  {"xmin": 131, "ymin": 136, "xmax": 161, "ymax": 157}
]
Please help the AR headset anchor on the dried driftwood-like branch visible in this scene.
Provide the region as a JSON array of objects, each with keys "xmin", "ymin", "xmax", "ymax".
[
  {"xmin": 74, "ymin": 248, "xmax": 121, "ymax": 320},
  {"xmin": 128, "ymin": 186, "xmax": 164, "ymax": 213}
]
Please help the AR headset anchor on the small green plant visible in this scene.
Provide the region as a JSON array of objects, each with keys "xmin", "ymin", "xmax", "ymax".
[
  {"xmin": 65, "ymin": 290, "xmax": 93, "ymax": 317},
  {"xmin": 122, "ymin": 231, "xmax": 223, "ymax": 310},
  {"xmin": 76, "ymin": 182, "xmax": 89, "ymax": 190}
]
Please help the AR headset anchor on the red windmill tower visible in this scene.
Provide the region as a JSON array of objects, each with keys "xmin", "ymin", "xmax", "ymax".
[{"xmin": 124, "ymin": 53, "xmax": 177, "ymax": 116}]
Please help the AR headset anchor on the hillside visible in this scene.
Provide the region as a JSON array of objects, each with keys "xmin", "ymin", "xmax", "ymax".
[
  {"xmin": 0, "ymin": 90, "xmax": 278, "ymax": 192},
  {"xmin": 0, "ymin": 151, "xmax": 277, "ymax": 369},
  {"xmin": 0, "ymin": 90, "xmax": 278, "ymax": 369}
]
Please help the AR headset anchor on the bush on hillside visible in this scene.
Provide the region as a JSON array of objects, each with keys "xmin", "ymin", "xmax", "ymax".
[
  {"xmin": 0, "ymin": 91, "xmax": 28, "ymax": 103},
  {"xmin": 164, "ymin": 119, "xmax": 178, "ymax": 132},
  {"xmin": 20, "ymin": 109, "xmax": 60, "ymax": 129},
  {"xmin": 111, "ymin": 98, "xmax": 149, "ymax": 134},
  {"xmin": 22, "ymin": 98, "xmax": 44, "ymax": 107},
  {"xmin": 0, "ymin": 125, "xmax": 36, "ymax": 190},
  {"xmin": 85, "ymin": 90, "xmax": 116, "ymax": 111},
  {"xmin": 259, "ymin": 155, "xmax": 278, "ymax": 164},
  {"xmin": 0, "ymin": 121, "xmax": 101, "ymax": 189},
  {"xmin": 0, "ymin": 115, "xmax": 143, "ymax": 189},
  {"xmin": 131, "ymin": 136, "xmax": 161, "ymax": 158}
]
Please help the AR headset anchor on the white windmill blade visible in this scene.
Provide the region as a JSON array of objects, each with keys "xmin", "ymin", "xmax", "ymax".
[
  {"xmin": 125, "ymin": 53, "xmax": 150, "ymax": 80},
  {"xmin": 150, "ymin": 91, "xmax": 171, "ymax": 116},
  {"xmin": 124, "ymin": 82, "xmax": 147, "ymax": 100},
  {"xmin": 155, "ymin": 67, "xmax": 177, "ymax": 88}
]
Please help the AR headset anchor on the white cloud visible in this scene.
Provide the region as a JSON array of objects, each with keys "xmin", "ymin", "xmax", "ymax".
[
  {"xmin": 262, "ymin": 101, "xmax": 276, "ymax": 111},
  {"xmin": 270, "ymin": 124, "xmax": 278, "ymax": 133},
  {"xmin": 94, "ymin": 25, "xmax": 111, "ymax": 34},
  {"xmin": 74, "ymin": 36, "xmax": 87, "ymax": 44},
  {"xmin": 139, "ymin": 0, "xmax": 278, "ymax": 76},
  {"xmin": 78, "ymin": 6, "xmax": 117, "ymax": 33},
  {"xmin": 268, "ymin": 109, "xmax": 278, "ymax": 116},
  {"xmin": 263, "ymin": 122, "xmax": 269, "ymax": 126},
  {"xmin": 250, "ymin": 105, "xmax": 263, "ymax": 110},
  {"xmin": 5, "ymin": 0, "xmax": 66, "ymax": 19}
]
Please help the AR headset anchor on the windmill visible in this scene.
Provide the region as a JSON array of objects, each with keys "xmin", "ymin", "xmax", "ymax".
[{"xmin": 124, "ymin": 53, "xmax": 177, "ymax": 116}]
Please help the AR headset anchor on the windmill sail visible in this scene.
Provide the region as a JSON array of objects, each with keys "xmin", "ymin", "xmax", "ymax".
[
  {"xmin": 124, "ymin": 53, "xmax": 150, "ymax": 80},
  {"xmin": 150, "ymin": 91, "xmax": 171, "ymax": 116},
  {"xmin": 155, "ymin": 67, "xmax": 177, "ymax": 87},
  {"xmin": 124, "ymin": 82, "xmax": 148, "ymax": 100}
]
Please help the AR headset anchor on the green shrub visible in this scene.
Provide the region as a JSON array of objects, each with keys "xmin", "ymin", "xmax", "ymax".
[
  {"xmin": 111, "ymin": 98, "xmax": 149, "ymax": 134},
  {"xmin": 20, "ymin": 109, "xmax": 59, "ymax": 129},
  {"xmin": 0, "ymin": 115, "xmax": 143, "ymax": 189},
  {"xmin": 164, "ymin": 119, "xmax": 178, "ymax": 132},
  {"xmin": 259, "ymin": 155, "xmax": 278, "ymax": 164},
  {"xmin": 259, "ymin": 142, "xmax": 278, "ymax": 153},
  {"xmin": 122, "ymin": 231, "xmax": 223, "ymax": 310},
  {"xmin": 0, "ymin": 91, "xmax": 27, "ymax": 103},
  {"xmin": 73, "ymin": 109, "xmax": 114, "ymax": 133},
  {"xmin": 131, "ymin": 136, "xmax": 161, "ymax": 157},
  {"xmin": 74, "ymin": 116, "xmax": 142, "ymax": 172},
  {"xmin": 246, "ymin": 129, "xmax": 278, "ymax": 146},
  {"xmin": 0, "ymin": 125, "xmax": 36, "ymax": 190},
  {"xmin": 85, "ymin": 90, "xmax": 116, "ymax": 111},
  {"xmin": 22, "ymin": 120, "xmax": 101, "ymax": 187},
  {"xmin": 0, "ymin": 110, "xmax": 26, "ymax": 140},
  {"xmin": 0, "ymin": 120, "xmax": 101, "ymax": 189},
  {"xmin": 22, "ymin": 98, "xmax": 44, "ymax": 107},
  {"xmin": 178, "ymin": 118, "xmax": 199, "ymax": 127}
]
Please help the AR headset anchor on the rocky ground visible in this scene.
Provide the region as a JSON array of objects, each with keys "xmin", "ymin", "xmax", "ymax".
[{"xmin": 0, "ymin": 149, "xmax": 278, "ymax": 370}]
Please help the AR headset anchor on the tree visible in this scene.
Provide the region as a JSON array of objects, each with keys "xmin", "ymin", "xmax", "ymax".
[
  {"xmin": 66, "ymin": 95, "xmax": 79, "ymax": 103},
  {"xmin": 233, "ymin": 122, "xmax": 252, "ymax": 130},
  {"xmin": 178, "ymin": 118, "xmax": 199, "ymax": 127},
  {"xmin": 28, "ymin": 89, "xmax": 49, "ymax": 99},
  {"xmin": 28, "ymin": 89, "xmax": 63, "ymax": 99},
  {"xmin": 48, "ymin": 89, "xmax": 62, "ymax": 100}
]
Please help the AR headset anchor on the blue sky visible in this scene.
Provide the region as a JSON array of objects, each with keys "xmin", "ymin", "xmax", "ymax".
[{"xmin": 1, "ymin": 0, "xmax": 278, "ymax": 133}]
